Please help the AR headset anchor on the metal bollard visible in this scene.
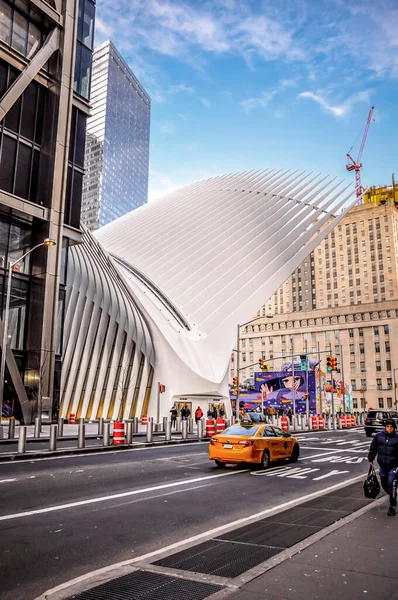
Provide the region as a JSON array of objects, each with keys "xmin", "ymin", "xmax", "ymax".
[
  {"xmin": 165, "ymin": 420, "xmax": 172, "ymax": 441},
  {"xmin": 197, "ymin": 418, "xmax": 204, "ymax": 439},
  {"xmin": 49, "ymin": 424, "xmax": 57, "ymax": 451},
  {"xmin": 126, "ymin": 420, "xmax": 133, "ymax": 444},
  {"xmin": 8, "ymin": 419, "xmax": 15, "ymax": 439},
  {"xmin": 103, "ymin": 421, "xmax": 110, "ymax": 446},
  {"xmin": 271, "ymin": 415, "xmax": 276, "ymax": 426},
  {"xmin": 299, "ymin": 414, "xmax": 304, "ymax": 431},
  {"xmin": 58, "ymin": 417, "xmax": 64, "ymax": 437},
  {"xmin": 326, "ymin": 414, "xmax": 331, "ymax": 430},
  {"xmin": 146, "ymin": 417, "xmax": 153, "ymax": 443},
  {"xmin": 162, "ymin": 416, "xmax": 168, "ymax": 432},
  {"xmin": 188, "ymin": 417, "xmax": 194, "ymax": 433},
  {"xmin": 98, "ymin": 417, "xmax": 104, "ymax": 436},
  {"xmin": 182, "ymin": 419, "xmax": 188, "ymax": 440},
  {"xmin": 78, "ymin": 418, "xmax": 85, "ymax": 448},
  {"xmin": 132, "ymin": 416, "xmax": 138, "ymax": 433},
  {"xmin": 18, "ymin": 425, "xmax": 27, "ymax": 453},
  {"xmin": 34, "ymin": 417, "xmax": 41, "ymax": 438},
  {"xmin": 0, "ymin": 425, "xmax": 3, "ymax": 439},
  {"xmin": 176, "ymin": 416, "xmax": 182, "ymax": 433}
]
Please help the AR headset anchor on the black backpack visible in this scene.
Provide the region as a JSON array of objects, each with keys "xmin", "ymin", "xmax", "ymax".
[{"xmin": 363, "ymin": 465, "xmax": 381, "ymax": 499}]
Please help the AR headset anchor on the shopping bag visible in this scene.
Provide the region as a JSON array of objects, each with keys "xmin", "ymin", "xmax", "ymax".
[{"xmin": 363, "ymin": 465, "xmax": 381, "ymax": 499}]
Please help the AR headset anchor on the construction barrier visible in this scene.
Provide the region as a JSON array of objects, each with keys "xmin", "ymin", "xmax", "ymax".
[
  {"xmin": 281, "ymin": 416, "xmax": 289, "ymax": 432},
  {"xmin": 69, "ymin": 413, "xmax": 76, "ymax": 425},
  {"xmin": 318, "ymin": 415, "xmax": 325, "ymax": 430},
  {"xmin": 206, "ymin": 419, "xmax": 216, "ymax": 438},
  {"xmin": 339, "ymin": 415, "xmax": 347, "ymax": 428},
  {"xmin": 349, "ymin": 414, "xmax": 356, "ymax": 427},
  {"xmin": 216, "ymin": 418, "xmax": 226, "ymax": 434},
  {"xmin": 311, "ymin": 415, "xmax": 319, "ymax": 430},
  {"xmin": 113, "ymin": 421, "xmax": 125, "ymax": 445},
  {"xmin": 141, "ymin": 414, "xmax": 148, "ymax": 425}
]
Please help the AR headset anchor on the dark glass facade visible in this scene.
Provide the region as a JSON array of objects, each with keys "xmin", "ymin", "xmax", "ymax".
[{"xmin": 74, "ymin": 0, "xmax": 95, "ymax": 99}]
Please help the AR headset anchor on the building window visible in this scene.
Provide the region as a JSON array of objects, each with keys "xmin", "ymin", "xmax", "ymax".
[
  {"xmin": 376, "ymin": 361, "xmax": 381, "ymax": 372},
  {"xmin": 74, "ymin": 0, "xmax": 95, "ymax": 99},
  {"xmin": 353, "ymin": 398, "xmax": 358, "ymax": 409},
  {"xmin": 377, "ymin": 378, "xmax": 382, "ymax": 390},
  {"xmin": 386, "ymin": 341, "xmax": 390, "ymax": 353},
  {"xmin": 360, "ymin": 361, "xmax": 366, "ymax": 372},
  {"xmin": 375, "ymin": 342, "xmax": 380, "ymax": 353},
  {"xmin": 384, "ymin": 325, "xmax": 389, "ymax": 336},
  {"xmin": 351, "ymin": 379, "xmax": 356, "ymax": 391},
  {"xmin": 387, "ymin": 398, "xmax": 393, "ymax": 408},
  {"xmin": 374, "ymin": 326, "xmax": 379, "ymax": 336},
  {"xmin": 386, "ymin": 360, "xmax": 391, "ymax": 371},
  {"xmin": 0, "ymin": 0, "xmax": 44, "ymax": 60},
  {"xmin": 378, "ymin": 398, "xmax": 384, "ymax": 408},
  {"xmin": 387, "ymin": 378, "xmax": 392, "ymax": 389}
]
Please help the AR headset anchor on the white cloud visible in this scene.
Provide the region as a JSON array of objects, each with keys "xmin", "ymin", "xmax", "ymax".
[
  {"xmin": 200, "ymin": 98, "xmax": 211, "ymax": 107},
  {"xmin": 160, "ymin": 124, "xmax": 175, "ymax": 135},
  {"xmin": 241, "ymin": 78, "xmax": 300, "ymax": 113},
  {"xmin": 298, "ymin": 90, "xmax": 373, "ymax": 118}
]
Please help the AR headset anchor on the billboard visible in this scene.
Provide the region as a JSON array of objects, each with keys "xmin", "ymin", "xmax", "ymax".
[{"xmin": 230, "ymin": 371, "xmax": 316, "ymax": 414}]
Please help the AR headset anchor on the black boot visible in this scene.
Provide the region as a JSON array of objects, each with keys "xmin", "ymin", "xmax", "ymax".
[{"xmin": 387, "ymin": 506, "xmax": 396, "ymax": 516}]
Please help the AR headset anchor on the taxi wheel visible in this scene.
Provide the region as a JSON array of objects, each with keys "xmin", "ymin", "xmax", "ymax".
[
  {"xmin": 289, "ymin": 444, "xmax": 300, "ymax": 463},
  {"xmin": 260, "ymin": 450, "xmax": 270, "ymax": 470},
  {"xmin": 215, "ymin": 460, "xmax": 227, "ymax": 468}
]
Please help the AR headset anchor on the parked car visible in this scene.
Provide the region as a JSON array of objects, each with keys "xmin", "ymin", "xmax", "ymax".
[
  {"xmin": 364, "ymin": 410, "xmax": 398, "ymax": 437},
  {"xmin": 208, "ymin": 423, "xmax": 300, "ymax": 469}
]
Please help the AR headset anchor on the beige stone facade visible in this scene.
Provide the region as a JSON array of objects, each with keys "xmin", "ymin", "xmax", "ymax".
[{"xmin": 233, "ymin": 201, "xmax": 398, "ymax": 412}]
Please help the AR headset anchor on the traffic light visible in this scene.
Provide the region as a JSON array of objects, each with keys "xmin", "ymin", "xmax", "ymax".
[
  {"xmin": 326, "ymin": 355, "xmax": 332, "ymax": 371},
  {"xmin": 259, "ymin": 358, "xmax": 265, "ymax": 370},
  {"xmin": 331, "ymin": 356, "xmax": 338, "ymax": 371},
  {"xmin": 263, "ymin": 363, "xmax": 270, "ymax": 371},
  {"xmin": 233, "ymin": 376, "xmax": 239, "ymax": 396}
]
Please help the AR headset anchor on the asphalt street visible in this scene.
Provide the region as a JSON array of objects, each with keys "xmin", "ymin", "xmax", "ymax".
[{"xmin": 0, "ymin": 427, "xmax": 372, "ymax": 600}]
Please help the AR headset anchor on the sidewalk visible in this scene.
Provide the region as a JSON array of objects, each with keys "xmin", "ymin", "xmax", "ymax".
[{"xmin": 229, "ymin": 500, "xmax": 398, "ymax": 600}]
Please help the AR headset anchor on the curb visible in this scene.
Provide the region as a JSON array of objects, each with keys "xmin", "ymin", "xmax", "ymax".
[
  {"xmin": 0, "ymin": 437, "xmax": 204, "ymax": 462},
  {"xmin": 34, "ymin": 474, "xmax": 373, "ymax": 600}
]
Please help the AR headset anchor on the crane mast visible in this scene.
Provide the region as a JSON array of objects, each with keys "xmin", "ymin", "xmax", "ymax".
[{"xmin": 346, "ymin": 106, "xmax": 375, "ymax": 204}]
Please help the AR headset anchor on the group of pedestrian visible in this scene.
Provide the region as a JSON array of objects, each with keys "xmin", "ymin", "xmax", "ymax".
[{"xmin": 169, "ymin": 404, "xmax": 205, "ymax": 428}]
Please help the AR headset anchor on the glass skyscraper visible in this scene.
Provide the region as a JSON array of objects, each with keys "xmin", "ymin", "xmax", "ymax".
[{"xmin": 81, "ymin": 40, "xmax": 151, "ymax": 231}]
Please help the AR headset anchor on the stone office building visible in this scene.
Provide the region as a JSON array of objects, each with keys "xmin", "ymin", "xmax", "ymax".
[
  {"xmin": 0, "ymin": 0, "xmax": 95, "ymax": 422},
  {"xmin": 236, "ymin": 200, "xmax": 398, "ymax": 412}
]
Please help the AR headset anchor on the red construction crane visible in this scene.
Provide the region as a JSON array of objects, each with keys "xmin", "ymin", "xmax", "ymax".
[{"xmin": 346, "ymin": 105, "xmax": 375, "ymax": 204}]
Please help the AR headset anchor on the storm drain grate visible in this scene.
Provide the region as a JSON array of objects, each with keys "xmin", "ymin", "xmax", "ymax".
[
  {"xmin": 154, "ymin": 539, "xmax": 281, "ymax": 578},
  {"xmin": 66, "ymin": 570, "xmax": 223, "ymax": 600},
  {"xmin": 303, "ymin": 495, "xmax": 369, "ymax": 512},
  {"xmin": 218, "ymin": 521, "xmax": 321, "ymax": 548}
]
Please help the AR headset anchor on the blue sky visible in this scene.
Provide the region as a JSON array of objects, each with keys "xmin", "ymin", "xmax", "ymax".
[{"xmin": 94, "ymin": 0, "xmax": 398, "ymax": 201}]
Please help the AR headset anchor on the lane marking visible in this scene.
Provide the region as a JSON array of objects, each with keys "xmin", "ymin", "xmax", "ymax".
[
  {"xmin": 0, "ymin": 469, "xmax": 249, "ymax": 522},
  {"xmin": 0, "ymin": 442, "xmax": 209, "ymax": 466},
  {"xmin": 36, "ymin": 473, "xmax": 366, "ymax": 600},
  {"xmin": 299, "ymin": 450, "xmax": 345, "ymax": 460},
  {"xmin": 0, "ymin": 478, "xmax": 16, "ymax": 483},
  {"xmin": 300, "ymin": 446, "xmax": 368, "ymax": 454}
]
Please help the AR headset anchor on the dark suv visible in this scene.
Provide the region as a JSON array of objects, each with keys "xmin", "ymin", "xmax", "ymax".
[{"xmin": 364, "ymin": 410, "xmax": 398, "ymax": 437}]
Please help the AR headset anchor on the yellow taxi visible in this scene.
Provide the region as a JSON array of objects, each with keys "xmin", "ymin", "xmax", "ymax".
[{"xmin": 208, "ymin": 422, "xmax": 300, "ymax": 469}]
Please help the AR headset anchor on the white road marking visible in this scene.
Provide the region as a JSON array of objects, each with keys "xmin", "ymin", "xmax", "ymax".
[
  {"xmin": 0, "ymin": 478, "xmax": 16, "ymax": 483},
  {"xmin": 0, "ymin": 442, "xmax": 210, "ymax": 466},
  {"xmin": 36, "ymin": 474, "xmax": 366, "ymax": 600},
  {"xmin": 300, "ymin": 446, "xmax": 368, "ymax": 454},
  {"xmin": 312, "ymin": 455, "xmax": 367, "ymax": 465},
  {"xmin": 0, "ymin": 469, "xmax": 249, "ymax": 522},
  {"xmin": 313, "ymin": 469, "xmax": 350, "ymax": 481},
  {"xmin": 299, "ymin": 450, "xmax": 345, "ymax": 460}
]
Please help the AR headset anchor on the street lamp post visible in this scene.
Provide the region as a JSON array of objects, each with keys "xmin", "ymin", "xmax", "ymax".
[
  {"xmin": 0, "ymin": 238, "xmax": 56, "ymax": 422},
  {"xmin": 235, "ymin": 314, "xmax": 273, "ymax": 423},
  {"xmin": 393, "ymin": 368, "xmax": 398, "ymax": 411}
]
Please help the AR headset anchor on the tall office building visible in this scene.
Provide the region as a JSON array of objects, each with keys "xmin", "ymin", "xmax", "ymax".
[
  {"xmin": 234, "ymin": 198, "xmax": 398, "ymax": 411},
  {"xmin": 0, "ymin": 0, "xmax": 95, "ymax": 422},
  {"xmin": 81, "ymin": 40, "xmax": 151, "ymax": 231}
]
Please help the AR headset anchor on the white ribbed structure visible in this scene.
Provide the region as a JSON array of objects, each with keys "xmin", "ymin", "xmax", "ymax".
[
  {"xmin": 62, "ymin": 169, "xmax": 355, "ymax": 419},
  {"xmin": 60, "ymin": 230, "xmax": 155, "ymax": 420}
]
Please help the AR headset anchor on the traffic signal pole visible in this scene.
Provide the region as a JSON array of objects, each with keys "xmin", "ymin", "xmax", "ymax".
[{"xmin": 236, "ymin": 323, "xmax": 240, "ymax": 423}]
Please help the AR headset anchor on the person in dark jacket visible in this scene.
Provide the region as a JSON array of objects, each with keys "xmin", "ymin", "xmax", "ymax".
[{"xmin": 368, "ymin": 419, "xmax": 398, "ymax": 516}]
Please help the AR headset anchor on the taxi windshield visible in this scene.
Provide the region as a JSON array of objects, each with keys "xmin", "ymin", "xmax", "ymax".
[{"xmin": 221, "ymin": 425, "xmax": 259, "ymax": 436}]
